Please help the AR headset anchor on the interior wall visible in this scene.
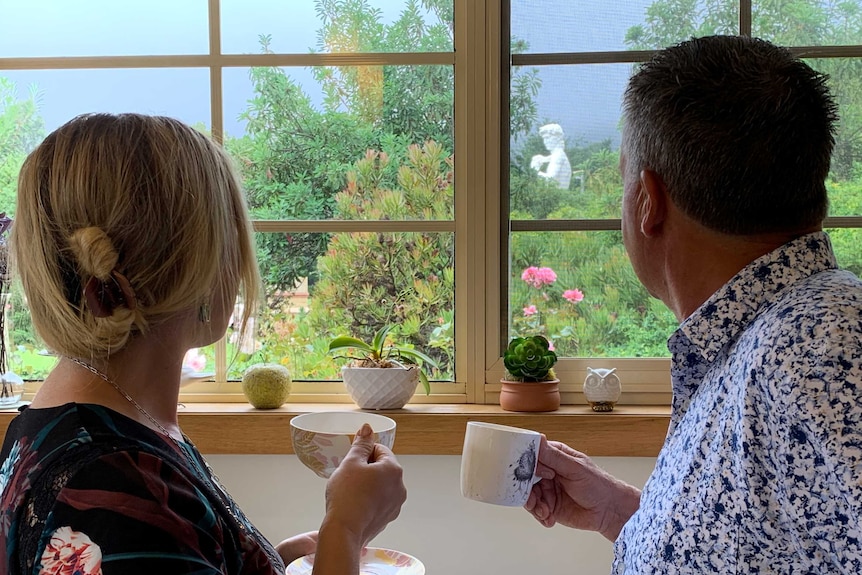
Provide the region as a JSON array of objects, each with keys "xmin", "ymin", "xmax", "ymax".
[{"xmin": 208, "ymin": 454, "xmax": 657, "ymax": 574}]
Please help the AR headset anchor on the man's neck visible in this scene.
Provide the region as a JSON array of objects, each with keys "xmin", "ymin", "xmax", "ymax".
[{"xmin": 663, "ymin": 225, "xmax": 818, "ymax": 321}]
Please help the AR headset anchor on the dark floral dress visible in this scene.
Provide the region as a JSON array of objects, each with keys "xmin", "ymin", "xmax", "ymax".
[{"xmin": 0, "ymin": 403, "xmax": 285, "ymax": 575}]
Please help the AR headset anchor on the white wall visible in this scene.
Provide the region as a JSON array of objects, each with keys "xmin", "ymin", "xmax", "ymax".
[{"xmin": 208, "ymin": 455, "xmax": 657, "ymax": 574}]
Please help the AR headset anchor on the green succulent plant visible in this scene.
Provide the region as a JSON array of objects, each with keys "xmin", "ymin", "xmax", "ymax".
[
  {"xmin": 328, "ymin": 324, "xmax": 439, "ymax": 394},
  {"xmin": 503, "ymin": 335, "xmax": 558, "ymax": 382}
]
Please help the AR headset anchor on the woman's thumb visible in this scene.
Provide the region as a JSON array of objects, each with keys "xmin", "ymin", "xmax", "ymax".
[{"xmin": 345, "ymin": 423, "xmax": 375, "ymax": 461}]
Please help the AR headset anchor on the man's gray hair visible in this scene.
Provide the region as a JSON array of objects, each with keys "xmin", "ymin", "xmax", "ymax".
[{"xmin": 622, "ymin": 35, "xmax": 837, "ymax": 235}]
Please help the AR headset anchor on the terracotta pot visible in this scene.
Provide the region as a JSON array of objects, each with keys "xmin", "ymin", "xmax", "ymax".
[{"xmin": 499, "ymin": 379, "xmax": 561, "ymax": 412}]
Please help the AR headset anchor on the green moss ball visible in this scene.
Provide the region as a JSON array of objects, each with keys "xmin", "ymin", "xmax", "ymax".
[{"xmin": 242, "ymin": 363, "xmax": 292, "ymax": 409}]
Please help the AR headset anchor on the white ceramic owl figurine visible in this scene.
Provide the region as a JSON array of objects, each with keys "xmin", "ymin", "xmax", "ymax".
[{"xmin": 583, "ymin": 367, "xmax": 621, "ymax": 412}]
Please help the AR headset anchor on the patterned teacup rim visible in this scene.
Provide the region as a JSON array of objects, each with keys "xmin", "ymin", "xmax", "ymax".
[{"xmin": 290, "ymin": 411, "xmax": 396, "ymax": 435}]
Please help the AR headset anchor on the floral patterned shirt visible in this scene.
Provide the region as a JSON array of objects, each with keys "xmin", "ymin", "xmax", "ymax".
[
  {"xmin": 613, "ymin": 232, "xmax": 862, "ymax": 574},
  {"xmin": 0, "ymin": 402, "xmax": 285, "ymax": 575}
]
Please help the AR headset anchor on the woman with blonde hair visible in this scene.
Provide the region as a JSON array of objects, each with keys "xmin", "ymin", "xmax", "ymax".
[{"xmin": 0, "ymin": 113, "xmax": 406, "ymax": 575}]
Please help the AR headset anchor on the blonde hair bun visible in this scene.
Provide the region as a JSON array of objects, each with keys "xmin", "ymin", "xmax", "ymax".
[{"xmin": 68, "ymin": 227, "xmax": 119, "ymax": 280}]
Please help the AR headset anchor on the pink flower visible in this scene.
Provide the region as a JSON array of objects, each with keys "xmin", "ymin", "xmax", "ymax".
[
  {"xmin": 563, "ymin": 289, "xmax": 584, "ymax": 303},
  {"xmin": 521, "ymin": 266, "xmax": 557, "ymax": 288},
  {"xmin": 38, "ymin": 526, "xmax": 102, "ymax": 575},
  {"xmin": 183, "ymin": 348, "xmax": 207, "ymax": 372},
  {"xmin": 523, "ymin": 305, "xmax": 537, "ymax": 316},
  {"xmin": 538, "ymin": 267, "xmax": 557, "ymax": 284},
  {"xmin": 548, "ymin": 340, "xmax": 555, "ymax": 351}
]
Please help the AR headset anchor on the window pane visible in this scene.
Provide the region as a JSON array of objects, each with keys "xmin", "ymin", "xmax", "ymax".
[
  {"xmin": 514, "ymin": 0, "xmax": 739, "ymax": 53},
  {"xmin": 802, "ymin": 58, "xmax": 862, "ymax": 194},
  {"xmin": 0, "ymin": 76, "xmax": 43, "ymax": 213},
  {"xmin": 510, "ymin": 231, "xmax": 676, "ymax": 358},
  {"xmin": 2, "ymin": 68, "xmax": 211, "ymax": 381},
  {"xmin": 8, "ymin": 320, "xmax": 220, "ymax": 382},
  {"xmin": 6, "ymin": 284, "xmax": 51, "ymax": 380},
  {"xmin": 511, "ymin": 64, "xmax": 628, "ymax": 219},
  {"xmin": 626, "ymin": 0, "xmax": 739, "ymax": 50},
  {"xmin": 828, "ymin": 181, "xmax": 862, "ymax": 218},
  {"xmin": 511, "ymin": 0, "xmax": 687, "ymax": 53},
  {"xmin": 0, "ymin": 69, "xmax": 211, "ymax": 142},
  {"xmin": 753, "ymin": 1, "xmax": 862, "ymax": 46},
  {"xmin": 0, "ymin": 0, "xmax": 209, "ymax": 57},
  {"xmin": 2, "ymin": 69, "xmax": 209, "ymax": 214},
  {"xmin": 224, "ymin": 65, "xmax": 454, "ymax": 221},
  {"xmin": 221, "ymin": 0, "xmax": 453, "ymax": 54},
  {"xmin": 225, "ymin": 231, "xmax": 455, "ymax": 381},
  {"xmin": 828, "ymin": 228, "xmax": 862, "ymax": 276}
]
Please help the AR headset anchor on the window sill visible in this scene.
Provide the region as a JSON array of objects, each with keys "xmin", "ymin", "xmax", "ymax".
[{"xmin": 1, "ymin": 403, "xmax": 670, "ymax": 456}]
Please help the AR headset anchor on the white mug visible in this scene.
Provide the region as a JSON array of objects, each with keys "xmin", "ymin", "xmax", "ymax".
[{"xmin": 460, "ymin": 421, "xmax": 542, "ymax": 506}]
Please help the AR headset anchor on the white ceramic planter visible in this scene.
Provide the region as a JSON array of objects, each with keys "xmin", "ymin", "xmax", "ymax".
[{"xmin": 341, "ymin": 366, "xmax": 420, "ymax": 410}]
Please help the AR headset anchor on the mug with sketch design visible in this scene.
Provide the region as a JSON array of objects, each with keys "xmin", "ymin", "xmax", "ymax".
[{"xmin": 460, "ymin": 422, "xmax": 542, "ymax": 506}]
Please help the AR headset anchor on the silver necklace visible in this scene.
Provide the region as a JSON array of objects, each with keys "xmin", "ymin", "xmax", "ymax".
[
  {"xmin": 67, "ymin": 356, "xmax": 182, "ymax": 444},
  {"xmin": 65, "ymin": 356, "xmax": 247, "ymax": 531}
]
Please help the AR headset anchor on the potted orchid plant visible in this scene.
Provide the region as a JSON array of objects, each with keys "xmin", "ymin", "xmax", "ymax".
[{"xmin": 328, "ymin": 324, "xmax": 438, "ymax": 410}]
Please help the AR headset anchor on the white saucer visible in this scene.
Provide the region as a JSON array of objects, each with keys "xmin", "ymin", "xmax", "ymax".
[{"xmin": 286, "ymin": 547, "xmax": 425, "ymax": 575}]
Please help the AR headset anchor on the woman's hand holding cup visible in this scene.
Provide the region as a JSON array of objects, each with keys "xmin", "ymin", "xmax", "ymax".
[{"xmin": 322, "ymin": 423, "xmax": 407, "ymax": 546}]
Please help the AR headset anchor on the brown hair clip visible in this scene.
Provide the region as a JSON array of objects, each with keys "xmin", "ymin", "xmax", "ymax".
[{"xmin": 84, "ymin": 270, "xmax": 137, "ymax": 318}]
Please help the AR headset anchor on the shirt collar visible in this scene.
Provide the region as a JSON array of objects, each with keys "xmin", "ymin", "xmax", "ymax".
[{"xmin": 674, "ymin": 231, "xmax": 837, "ymax": 365}]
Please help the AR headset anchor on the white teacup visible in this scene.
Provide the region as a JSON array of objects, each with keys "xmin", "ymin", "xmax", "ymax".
[
  {"xmin": 460, "ymin": 421, "xmax": 542, "ymax": 506},
  {"xmin": 290, "ymin": 412, "xmax": 396, "ymax": 479}
]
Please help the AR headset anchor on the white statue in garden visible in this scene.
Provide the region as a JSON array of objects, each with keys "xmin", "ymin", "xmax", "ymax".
[{"xmin": 530, "ymin": 123, "xmax": 572, "ymax": 189}]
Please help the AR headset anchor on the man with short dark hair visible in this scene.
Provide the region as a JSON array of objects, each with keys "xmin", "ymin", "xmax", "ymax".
[{"xmin": 525, "ymin": 35, "xmax": 862, "ymax": 573}]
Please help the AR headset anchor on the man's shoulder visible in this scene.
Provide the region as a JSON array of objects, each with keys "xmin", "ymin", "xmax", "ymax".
[
  {"xmin": 738, "ymin": 268, "xmax": 862, "ymax": 402},
  {"xmin": 764, "ymin": 267, "xmax": 862, "ymax": 324},
  {"xmin": 800, "ymin": 267, "xmax": 862, "ymax": 293},
  {"xmin": 726, "ymin": 267, "xmax": 862, "ymax": 363}
]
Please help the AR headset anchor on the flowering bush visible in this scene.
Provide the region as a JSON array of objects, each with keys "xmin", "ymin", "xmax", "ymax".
[
  {"xmin": 510, "ymin": 229, "xmax": 679, "ymax": 358},
  {"xmin": 511, "ymin": 263, "xmax": 586, "ymax": 356}
]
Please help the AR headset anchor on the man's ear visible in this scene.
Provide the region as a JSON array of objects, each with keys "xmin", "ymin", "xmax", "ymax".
[{"xmin": 638, "ymin": 169, "xmax": 667, "ymax": 237}]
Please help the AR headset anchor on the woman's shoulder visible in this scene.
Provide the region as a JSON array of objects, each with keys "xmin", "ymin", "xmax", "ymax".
[
  {"xmin": 2, "ymin": 402, "xmax": 195, "ymax": 522},
  {"xmin": 1, "ymin": 403, "xmax": 182, "ymax": 530},
  {"xmin": 3, "ymin": 402, "xmax": 170, "ymax": 464},
  {"xmin": 1, "ymin": 404, "xmax": 233, "ymax": 575}
]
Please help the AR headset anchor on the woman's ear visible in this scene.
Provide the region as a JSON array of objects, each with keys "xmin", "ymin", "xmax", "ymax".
[{"xmin": 638, "ymin": 169, "xmax": 667, "ymax": 237}]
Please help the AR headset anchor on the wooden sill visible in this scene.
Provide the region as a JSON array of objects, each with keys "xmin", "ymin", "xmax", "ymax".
[{"xmin": 0, "ymin": 403, "xmax": 670, "ymax": 457}]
